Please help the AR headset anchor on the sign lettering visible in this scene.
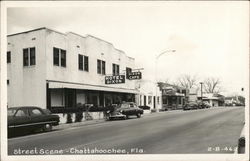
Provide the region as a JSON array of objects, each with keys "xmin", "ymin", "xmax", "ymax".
[{"xmin": 105, "ymin": 75, "xmax": 125, "ymax": 84}]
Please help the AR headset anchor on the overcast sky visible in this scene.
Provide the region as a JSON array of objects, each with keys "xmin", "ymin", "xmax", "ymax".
[{"xmin": 6, "ymin": 1, "xmax": 249, "ymax": 96}]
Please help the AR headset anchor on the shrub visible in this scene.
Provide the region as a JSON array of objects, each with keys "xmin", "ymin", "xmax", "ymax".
[
  {"xmin": 66, "ymin": 113, "xmax": 73, "ymax": 123},
  {"xmin": 75, "ymin": 112, "xmax": 83, "ymax": 122}
]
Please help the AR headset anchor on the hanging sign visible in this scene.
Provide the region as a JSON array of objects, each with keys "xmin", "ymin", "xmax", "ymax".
[
  {"xmin": 105, "ymin": 75, "xmax": 125, "ymax": 84},
  {"xmin": 127, "ymin": 71, "xmax": 142, "ymax": 80}
]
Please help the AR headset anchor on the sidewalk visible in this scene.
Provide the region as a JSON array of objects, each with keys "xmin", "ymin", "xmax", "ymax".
[
  {"xmin": 54, "ymin": 119, "xmax": 106, "ymax": 130},
  {"xmin": 54, "ymin": 110, "xmax": 153, "ymax": 130},
  {"xmin": 53, "ymin": 109, "xmax": 188, "ymax": 130}
]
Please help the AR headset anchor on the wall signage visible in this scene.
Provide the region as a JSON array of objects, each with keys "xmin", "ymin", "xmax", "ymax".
[
  {"xmin": 127, "ymin": 71, "xmax": 142, "ymax": 80},
  {"xmin": 105, "ymin": 75, "xmax": 125, "ymax": 84}
]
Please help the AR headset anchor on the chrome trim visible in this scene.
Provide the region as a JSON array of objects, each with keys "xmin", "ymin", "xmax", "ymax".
[{"xmin": 8, "ymin": 121, "xmax": 58, "ymax": 128}]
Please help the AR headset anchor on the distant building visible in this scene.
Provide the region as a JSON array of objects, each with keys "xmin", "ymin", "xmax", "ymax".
[
  {"xmin": 158, "ymin": 82, "xmax": 187, "ymax": 110},
  {"xmin": 7, "ymin": 27, "xmax": 138, "ymax": 113},
  {"xmin": 197, "ymin": 93, "xmax": 225, "ymax": 107},
  {"xmin": 136, "ymin": 80, "xmax": 162, "ymax": 112}
]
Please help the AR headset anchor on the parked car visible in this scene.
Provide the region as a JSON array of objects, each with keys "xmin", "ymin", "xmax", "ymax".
[
  {"xmin": 138, "ymin": 105, "xmax": 150, "ymax": 110},
  {"xmin": 107, "ymin": 102, "xmax": 143, "ymax": 120},
  {"xmin": 198, "ymin": 102, "xmax": 211, "ymax": 109},
  {"xmin": 183, "ymin": 102, "xmax": 198, "ymax": 110},
  {"xmin": 237, "ymin": 124, "xmax": 245, "ymax": 154},
  {"xmin": 8, "ymin": 106, "xmax": 60, "ymax": 137}
]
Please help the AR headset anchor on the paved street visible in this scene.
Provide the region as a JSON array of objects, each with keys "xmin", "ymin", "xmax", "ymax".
[{"xmin": 8, "ymin": 106, "xmax": 244, "ymax": 155}]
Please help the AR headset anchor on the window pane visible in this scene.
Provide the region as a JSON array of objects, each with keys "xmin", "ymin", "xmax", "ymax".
[
  {"xmin": 84, "ymin": 56, "xmax": 89, "ymax": 71},
  {"xmin": 112, "ymin": 64, "xmax": 116, "ymax": 75},
  {"xmin": 61, "ymin": 49, "xmax": 66, "ymax": 67},
  {"xmin": 97, "ymin": 59, "xmax": 101, "ymax": 74},
  {"xmin": 15, "ymin": 109, "xmax": 27, "ymax": 117},
  {"xmin": 23, "ymin": 48, "xmax": 29, "ymax": 66},
  {"xmin": 78, "ymin": 54, "xmax": 83, "ymax": 70},
  {"xmin": 30, "ymin": 109, "xmax": 43, "ymax": 116},
  {"xmin": 53, "ymin": 47, "xmax": 59, "ymax": 66},
  {"xmin": 7, "ymin": 51, "xmax": 11, "ymax": 63},
  {"xmin": 116, "ymin": 65, "xmax": 120, "ymax": 75},
  {"xmin": 30, "ymin": 47, "xmax": 36, "ymax": 65},
  {"xmin": 126, "ymin": 67, "xmax": 132, "ymax": 79},
  {"xmin": 101, "ymin": 61, "xmax": 105, "ymax": 75}
]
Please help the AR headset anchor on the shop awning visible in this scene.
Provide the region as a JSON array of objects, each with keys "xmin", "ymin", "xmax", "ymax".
[{"xmin": 47, "ymin": 80, "xmax": 139, "ymax": 94}]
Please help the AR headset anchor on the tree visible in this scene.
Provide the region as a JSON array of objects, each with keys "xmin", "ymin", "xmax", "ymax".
[
  {"xmin": 203, "ymin": 77, "xmax": 221, "ymax": 94},
  {"xmin": 176, "ymin": 74, "xmax": 198, "ymax": 89}
]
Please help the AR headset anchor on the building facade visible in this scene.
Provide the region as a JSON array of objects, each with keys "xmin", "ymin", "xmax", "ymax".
[
  {"xmin": 7, "ymin": 28, "xmax": 138, "ymax": 113},
  {"xmin": 158, "ymin": 83, "xmax": 186, "ymax": 110},
  {"xmin": 136, "ymin": 79, "xmax": 162, "ymax": 111}
]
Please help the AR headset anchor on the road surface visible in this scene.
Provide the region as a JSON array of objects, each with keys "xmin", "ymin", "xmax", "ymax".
[{"xmin": 8, "ymin": 106, "xmax": 244, "ymax": 155}]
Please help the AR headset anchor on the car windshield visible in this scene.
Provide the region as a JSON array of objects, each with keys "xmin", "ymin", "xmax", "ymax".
[
  {"xmin": 120, "ymin": 104, "xmax": 129, "ymax": 108},
  {"xmin": 8, "ymin": 109, "xmax": 17, "ymax": 116}
]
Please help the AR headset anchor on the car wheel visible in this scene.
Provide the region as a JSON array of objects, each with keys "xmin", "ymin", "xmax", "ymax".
[
  {"xmin": 43, "ymin": 123, "xmax": 52, "ymax": 132},
  {"xmin": 137, "ymin": 113, "xmax": 141, "ymax": 118}
]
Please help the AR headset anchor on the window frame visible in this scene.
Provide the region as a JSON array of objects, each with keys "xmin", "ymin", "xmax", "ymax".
[
  {"xmin": 84, "ymin": 56, "xmax": 89, "ymax": 72},
  {"xmin": 112, "ymin": 63, "xmax": 120, "ymax": 75},
  {"xmin": 7, "ymin": 51, "xmax": 11, "ymax": 63},
  {"xmin": 78, "ymin": 54, "xmax": 83, "ymax": 70}
]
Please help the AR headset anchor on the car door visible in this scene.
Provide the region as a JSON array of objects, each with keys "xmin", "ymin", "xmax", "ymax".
[
  {"xmin": 28, "ymin": 108, "xmax": 47, "ymax": 129},
  {"xmin": 12, "ymin": 108, "xmax": 31, "ymax": 132}
]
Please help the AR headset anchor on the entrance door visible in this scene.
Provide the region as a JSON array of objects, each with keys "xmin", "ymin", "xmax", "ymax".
[{"xmin": 65, "ymin": 89, "xmax": 76, "ymax": 108}]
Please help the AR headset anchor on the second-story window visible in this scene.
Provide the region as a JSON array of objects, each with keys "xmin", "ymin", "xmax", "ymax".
[
  {"xmin": 30, "ymin": 47, "xmax": 36, "ymax": 65},
  {"xmin": 97, "ymin": 60, "xmax": 101, "ymax": 74},
  {"xmin": 23, "ymin": 47, "xmax": 36, "ymax": 66},
  {"xmin": 61, "ymin": 49, "xmax": 66, "ymax": 67},
  {"xmin": 97, "ymin": 59, "xmax": 105, "ymax": 75},
  {"xmin": 53, "ymin": 47, "xmax": 66, "ymax": 67},
  {"xmin": 112, "ymin": 63, "xmax": 120, "ymax": 75},
  {"xmin": 126, "ymin": 67, "xmax": 132, "ymax": 78},
  {"xmin": 79, "ymin": 54, "xmax": 89, "ymax": 72},
  {"xmin": 78, "ymin": 54, "xmax": 83, "ymax": 70},
  {"xmin": 53, "ymin": 48, "xmax": 60, "ymax": 66},
  {"xmin": 84, "ymin": 56, "xmax": 89, "ymax": 72},
  {"xmin": 7, "ymin": 51, "xmax": 11, "ymax": 63}
]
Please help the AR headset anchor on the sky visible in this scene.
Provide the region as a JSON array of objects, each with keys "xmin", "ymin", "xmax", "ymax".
[{"xmin": 6, "ymin": 1, "xmax": 249, "ymax": 96}]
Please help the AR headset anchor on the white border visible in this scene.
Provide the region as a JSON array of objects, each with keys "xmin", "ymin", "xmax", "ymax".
[{"xmin": 1, "ymin": 1, "xmax": 249, "ymax": 161}]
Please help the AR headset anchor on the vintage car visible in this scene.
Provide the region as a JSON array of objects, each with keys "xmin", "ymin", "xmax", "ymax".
[
  {"xmin": 183, "ymin": 102, "xmax": 198, "ymax": 110},
  {"xmin": 8, "ymin": 106, "xmax": 60, "ymax": 137},
  {"xmin": 107, "ymin": 102, "xmax": 143, "ymax": 120},
  {"xmin": 198, "ymin": 102, "xmax": 211, "ymax": 109}
]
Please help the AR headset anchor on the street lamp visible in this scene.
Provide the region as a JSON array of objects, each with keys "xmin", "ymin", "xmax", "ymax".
[
  {"xmin": 200, "ymin": 82, "xmax": 203, "ymax": 103},
  {"xmin": 155, "ymin": 50, "xmax": 176, "ymax": 111}
]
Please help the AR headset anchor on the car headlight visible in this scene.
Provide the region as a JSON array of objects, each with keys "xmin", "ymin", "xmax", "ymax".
[{"xmin": 120, "ymin": 110, "xmax": 123, "ymax": 113}]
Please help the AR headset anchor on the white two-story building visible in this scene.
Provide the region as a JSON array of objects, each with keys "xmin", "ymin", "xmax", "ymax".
[{"xmin": 7, "ymin": 27, "xmax": 138, "ymax": 114}]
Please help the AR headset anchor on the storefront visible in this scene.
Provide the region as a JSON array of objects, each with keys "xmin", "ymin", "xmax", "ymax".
[{"xmin": 46, "ymin": 81, "xmax": 137, "ymax": 113}]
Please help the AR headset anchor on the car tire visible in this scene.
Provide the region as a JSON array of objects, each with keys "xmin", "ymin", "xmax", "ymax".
[
  {"xmin": 137, "ymin": 113, "xmax": 141, "ymax": 118},
  {"xmin": 43, "ymin": 123, "xmax": 52, "ymax": 132}
]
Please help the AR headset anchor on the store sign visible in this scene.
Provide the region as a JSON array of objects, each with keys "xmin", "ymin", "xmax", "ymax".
[
  {"xmin": 162, "ymin": 89, "xmax": 176, "ymax": 95},
  {"xmin": 105, "ymin": 75, "xmax": 125, "ymax": 84},
  {"xmin": 127, "ymin": 71, "xmax": 142, "ymax": 80}
]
